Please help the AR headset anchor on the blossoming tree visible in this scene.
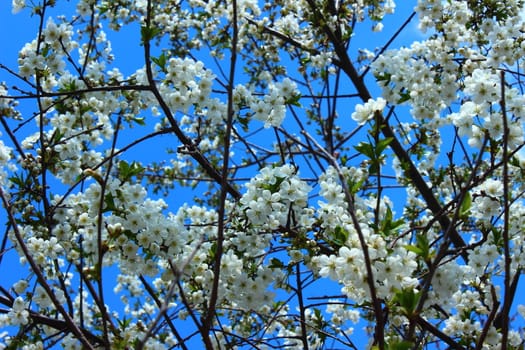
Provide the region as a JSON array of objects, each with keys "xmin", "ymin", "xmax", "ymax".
[{"xmin": 1, "ymin": 0, "xmax": 525, "ymax": 348}]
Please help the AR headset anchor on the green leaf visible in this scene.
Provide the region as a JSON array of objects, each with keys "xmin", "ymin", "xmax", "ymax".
[
  {"xmin": 379, "ymin": 206, "xmax": 404, "ymax": 236},
  {"xmin": 397, "ymin": 90, "xmax": 411, "ymax": 104},
  {"xmin": 386, "ymin": 340, "xmax": 414, "ymax": 350},
  {"xmin": 269, "ymin": 258, "xmax": 284, "ymax": 269},
  {"xmin": 128, "ymin": 115, "xmax": 146, "ymax": 126},
  {"xmin": 313, "ymin": 308, "xmax": 322, "ymax": 319},
  {"xmin": 354, "ymin": 137, "xmax": 392, "ymax": 174},
  {"xmin": 510, "ymin": 155, "xmax": 521, "ymax": 167},
  {"xmin": 491, "ymin": 227, "xmax": 502, "ymax": 246},
  {"xmin": 237, "ymin": 116, "xmax": 249, "ymax": 131},
  {"xmin": 98, "ymin": 5, "xmax": 108, "ymax": 15},
  {"xmin": 374, "ymin": 72, "xmax": 391, "ymax": 83},
  {"xmin": 404, "ymin": 244, "xmax": 424, "ymax": 256},
  {"xmin": 103, "ymin": 193, "xmax": 117, "ymax": 213},
  {"xmin": 354, "ymin": 141, "xmax": 374, "ymax": 159},
  {"xmin": 117, "ymin": 317, "xmax": 131, "ymax": 329},
  {"xmin": 348, "ymin": 178, "xmax": 364, "ymax": 195},
  {"xmin": 328, "ymin": 226, "xmax": 349, "ymax": 248},
  {"xmin": 416, "ymin": 234, "xmax": 430, "ymax": 259},
  {"xmin": 286, "ymin": 93, "xmax": 302, "ymax": 107},
  {"xmin": 261, "ymin": 176, "xmax": 286, "ymax": 193},
  {"xmin": 9, "ymin": 174, "xmax": 25, "ymax": 187},
  {"xmin": 118, "ymin": 160, "xmax": 144, "ymax": 182},
  {"xmin": 376, "ymin": 137, "xmax": 393, "ymax": 154},
  {"xmin": 151, "ymin": 53, "xmax": 167, "ymax": 72},
  {"xmin": 41, "ymin": 45, "xmax": 50, "ymax": 58},
  {"xmin": 141, "ymin": 25, "xmax": 162, "ymax": 44},
  {"xmin": 405, "ymin": 234, "xmax": 432, "ymax": 261},
  {"xmin": 209, "ymin": 242, "xmax": 217, "ymax": 259},
  {"xmin": 460, "ymin": 191, "xmax": 472, "ymax": 216},
  {"xmin": 51, "ymin": 129, "xmax": 64, "ymax": 144},
  {"xmin": 393, "ymin": 288, "xmax": 421, "ymax": 317}
]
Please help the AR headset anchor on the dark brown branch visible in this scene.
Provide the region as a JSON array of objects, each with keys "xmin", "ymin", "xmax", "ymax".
[
  {"xmin": 202, "ymin": 0, "xmax": 239, "ymax": 347},
  {"xmin": 498, "ymin": 70, "xmax": 512, "ymax": 349},
  {"xmin": 0, "ymin": 188, "xmax": 97, "ymax": 349},
  {"xmin": 136, "ymin": 275, "xmax": 184, "ymax": 350},
  {"xmin": 0, "ymin": 83, "xmax": 153, "ymax": 100},
  {"xmin": 475, "ymin": 286, "xmax": 500, "ymax": 350},
  {"xmin": 142, "ymin": 9, "xmax": 240, "ymax": 202},
  {"xmin": 301, "ymin": 128, "xmax": 385, "ymax": 348},
  {"xmin": 322, "ymin": 16, "xmax": 468, "ymax": 259},
  {"xmin": 0, "ymin": 295, "xmax": 104, "ymax": 346},
  {"xmin": 416, "ymin": 315, "xmax": 466, "ymax": 350},
  {"xmin": 295, "ymin": 264, "xmax": 309, "ymax": 350},
  {"xmin": 407, "ymin": 134, "xmax": 490, "ymax": 341},
  {"xmin": 94, "ymin": 114, "xmax": 123, "ymax": 346},
  {"xmin": 360, "ymin": 11, "xmax": 417, "ymax": 78}
]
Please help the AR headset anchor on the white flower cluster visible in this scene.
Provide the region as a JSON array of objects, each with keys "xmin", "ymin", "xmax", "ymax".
[
  {"xmin": 316, "ymin": 166, "xmax": 367, "ymax": 227},
  {"xmin": 2, "ymin": 297, "xmax": 28, "ymax": 326},
  {"xmin": 18, "ymin": 18, "xmax": 73, "ymax": 80},
  {"xmin": 0, "ymin": 84, "xmax": 16, "ymax": 119},
  {"xmin": 274, "ymin": 14, "xmax": 301, "ymax": 36},
  {"xmin": 219, "ymin": 259, "xmax": 280, "ymax": 311},
  {"xmin": 313, "ymin": 243, "xmax": 419, "ymax": 304},
  {"xmin": 443, "ymin": 312, "xmax": 521, "ymax": 348},
  {"xmin": 463, "ymin": 69, "xmax": 500, "ymax": 105},
  {"xmin": 351, "ymin": 97, "xmax": 387, "ymax": 125},
  {"xmin": 12, "ymin": 16, "xmax": 131, "ymax": 187},
  {"xmin": 0, "ymin": 132, "xmax": 13, "ymax": 189},
  {"xmin": 11, "ymin": 0, "xmax": 25, "ymax": 14},
  {"xmin": 243, "ymin": 78, "xmax": 299, "ymax": 128},
  {"xmin": 450, "ymin": 69, "xmax": 524, "ymax": 150},
  {"xmin": 471, "ymin": 179, "xmax": 504, "ymax": 221},
  {"xmin": 372, "ymin": 38, "xmax": 458, "ymax": 121},
  {"xmin": 426, "ymin": 260, "xmax": 468, "ymax": 311},
  {"xmin": 374, "ymin": 0, "xmax": 525, "ymax": 152},
  {"xmin": 240, "ymin": 164, "xmax": 311, "ymax": 229},
  {"xmin": 326, "ymin": 302, "xmax": 360, "ymax": 329},
  {"xmin": 49, "ymin": 179, "xmax": 179, "ymax": 273},
  {"xmin": 158, "ymin": 58, "xmax": 216, "ymax": 115},
  {"xmin": 311, "ymin": 166, "xmax": 420, "ymax": 304}
]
